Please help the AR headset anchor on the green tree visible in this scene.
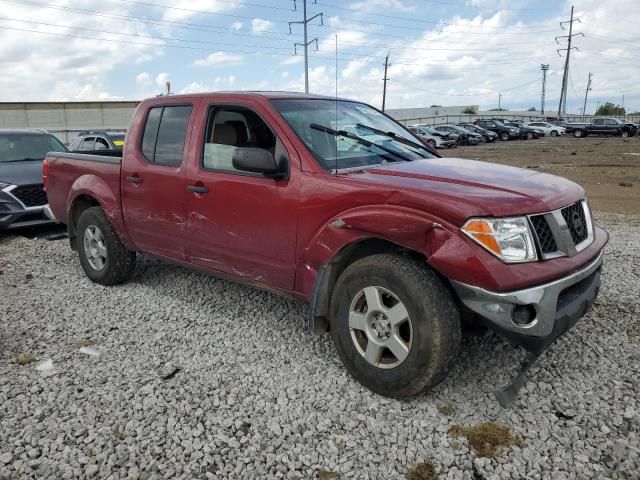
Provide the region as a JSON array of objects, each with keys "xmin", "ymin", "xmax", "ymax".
[
  {"xmin": 527, "ymin": 106, "xmax": 537, "ymax": 112},
  {"xmin": 462, "ymin": 106, "xmax": 478, "ymax": 114},
  {"xmin": 595, "ymin": 102, "xmax": 626, "ymax": 116}
]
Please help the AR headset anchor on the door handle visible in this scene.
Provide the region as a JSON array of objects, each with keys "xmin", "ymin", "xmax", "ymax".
[
  {"xmin": 126, "ymin": 175, "xmax": 142, "ymax": 184},
  {"xmin": 187, "ymin": 185, "xmax": 209, "ymax": 194}
]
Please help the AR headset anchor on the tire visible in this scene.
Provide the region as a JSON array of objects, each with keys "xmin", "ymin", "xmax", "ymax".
[
  {"xmin": 526, "ymin": 132, "xmax": 534, "ymax": 140},
  {"xmin": 621, "ymin": 130, "xmax": 630, "ymax": 138},
  {"xmin": 76, "ymin": 206, "xmax": 136, "ymax": 285},
  {"xmin": 574, "ymin": 129, "xmax": 584, "ymax": 138},
  {"xmin": 427, "ymin": 139, "xmax": 436, "ymax": 148},
  {"xmin": 500, "ymin": 131, "xmax": 510, "ymax": 141},
  {"xmin": 550, "ymin": 130, "xmax": 558, "ymax": 137},
  {"xmin": 329, "ymin": 254, "xmax": 461, "ymax": 398}
]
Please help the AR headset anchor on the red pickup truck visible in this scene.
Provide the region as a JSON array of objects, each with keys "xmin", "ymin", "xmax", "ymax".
[{"xmin": 44, "ymin": 92, "xmax": 607, "ymax": 402}]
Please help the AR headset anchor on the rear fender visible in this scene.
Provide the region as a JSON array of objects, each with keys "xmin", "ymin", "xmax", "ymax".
[
  {"xmin": 67, "ymin": 174, "xmax": 133, "ymax": 249},
  {"xmin": 300, "ymin": 206, "xmax": 455, "ymax": 333}
]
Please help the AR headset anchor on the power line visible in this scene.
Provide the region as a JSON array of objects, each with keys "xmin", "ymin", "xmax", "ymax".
[
  {"xmin": 391, "ymin": 78, "xmax": 541, "ymax": 97},
  {"xmin": 316, "ymin": 0, "xmax": 546, "ymax": 14}
]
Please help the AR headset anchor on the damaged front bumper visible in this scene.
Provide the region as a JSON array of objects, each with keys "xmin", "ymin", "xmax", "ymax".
[{"xmin": 451, "ymin": 250, "xmax": 604, "ymax": 355}]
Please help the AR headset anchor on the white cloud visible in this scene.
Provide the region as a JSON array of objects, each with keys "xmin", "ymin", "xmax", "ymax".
[
  {"xmin": 231, "ymin": 21, "xmax": 243, "ymax": 30},
  {"xmin": 281, "ymin": 56, "xmax": 303, "ymax": 66},
  {"xmin": 178, "ymin": 76, "xmax": 237, "ymax": 94},
  {"xmin": 251, "ymin": 18, "xmax": 275, "ymax": 34},
  {"xmin": 193, "ymin": 51, "xmax": 244, "ymax": 68},
  {"xmin": 162, "ymin": 0, "xmax": 241, "ymax": 22},
  {"xmin": 136, "ymin": 72, "xmax": 151, "ymax": 86}
]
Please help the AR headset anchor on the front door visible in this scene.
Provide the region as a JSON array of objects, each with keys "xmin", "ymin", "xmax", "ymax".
[
  {"xmin": 121, "ymin": 103, "xmax": 194, "ymax": 260},
  {"xmin": 184, "ymin": 101, "xmax": 300, "ymax": 290}
]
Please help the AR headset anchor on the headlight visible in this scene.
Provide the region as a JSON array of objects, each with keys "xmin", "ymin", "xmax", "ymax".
[
  {"xmin": 462, "ymin": 217, "xmax": 537, "ymax": 263},
  {"xmin": 0, "ymin": 181, "xmax": 13, "ymax": 190}
]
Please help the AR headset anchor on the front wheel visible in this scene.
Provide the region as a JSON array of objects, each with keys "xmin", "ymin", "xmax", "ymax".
[
  {"xmin": 76, "ymin": 206, "xmax": 136, "ymax": 285},
  {"xmin": 329, "ymin": 254, "xmax": 461, "ymax": 398},
  {"xmin": 500, "ymin": 131, "xmax": 510, "ymax": 141},
  {"xmin": 427, "ymin": 139, "xmax": 437, "ymax": 148},
  {"xmin": 574, "ymin": 130, "xmax": 585, "ymax": 138},
  {"xmin": 621, "ymin": 130, "xmax": 630, "ymax": 138},
  {"xmin": 550, "ymin": 130, "xmax": 559, "ymax": 137}
]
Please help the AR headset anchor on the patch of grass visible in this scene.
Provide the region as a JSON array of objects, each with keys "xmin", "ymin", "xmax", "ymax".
[
  {"xmin": 15, "ymin": 353, "xmax": 35, "ymax": 365},
  {"xmin": 437, "ymin": 404, "xmax": 454, "ymax": 416},
  {"xmin": 448, "ymin": 422, "xmax": 522, "ymax": 458},
  {"xmin": 407, "ymin": 461, "xmax": 438, "ymax": 480}
]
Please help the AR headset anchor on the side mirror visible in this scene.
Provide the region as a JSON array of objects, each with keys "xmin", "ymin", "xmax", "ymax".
[{"xmin": 232, "ymin": 147, "xmax": 284, "ymax": 178}]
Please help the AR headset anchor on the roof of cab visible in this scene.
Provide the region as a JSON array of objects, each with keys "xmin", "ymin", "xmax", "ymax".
[{"xmin": 142, "ymin": 91, "xmax": 351, "ymax": 102}]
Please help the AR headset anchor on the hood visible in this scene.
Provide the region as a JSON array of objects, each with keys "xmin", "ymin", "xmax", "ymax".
[
  {"xmin": 345, "ymin": 158, "xmax": 584, "ymax": 225},
  {"xmin": 0, "ymin": 159, "xmax": 44, "ymax": 186}
]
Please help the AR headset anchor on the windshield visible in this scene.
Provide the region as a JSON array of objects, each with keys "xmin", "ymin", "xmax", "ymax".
[
  {"xmin": 0, "ymin": 133, "xmax": 67, "ymax": 163},
  {"xmin": 272, "ymin": 99, "xmax": 434, "ymax": 170}
]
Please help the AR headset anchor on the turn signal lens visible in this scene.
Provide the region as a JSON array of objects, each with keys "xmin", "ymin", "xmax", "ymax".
[{"xmin": 462, "ymin": 217, "xmax": 537, "ymax": 263}]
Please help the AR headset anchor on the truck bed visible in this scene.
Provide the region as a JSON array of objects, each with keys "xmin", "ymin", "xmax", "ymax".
[{"xmin": 45, "ymin": 152, "xmax": 122, "ymax": 226}]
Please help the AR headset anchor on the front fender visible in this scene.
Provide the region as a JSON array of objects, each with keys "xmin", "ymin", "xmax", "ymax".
[{"xmin": 297, "ymin": 205, "xmax": 455, "ymax": 299}]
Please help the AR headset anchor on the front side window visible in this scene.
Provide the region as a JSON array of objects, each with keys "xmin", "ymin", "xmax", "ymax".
[
  {"xmin": 272, "ymin": 99, "xmax": 434, "ymax": 171},
  {"xmin": 605, "ymin": 119, "xmax": 618, "ymax": 126},
  {"xmin": 202, "ymin": 107, "xmax": 277, "ymax": 173},
  {"xmin": 141, "ymin": 105, "xmax": 192, "ymax": 166}
]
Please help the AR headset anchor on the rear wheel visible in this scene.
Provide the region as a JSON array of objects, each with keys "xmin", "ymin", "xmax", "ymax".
[
  {"xmin": 500, "ymin": 131, "xmax": 510, "ymax": 141},
  {"xmin": 329, "ymin": 254, "xmax": 461, "ymax": 398},
  {"xmin": 526, "ymin": 132, "xmax": 534, "ymax": 140},
  {"xmin": 574, "ymin": 129, "xmax": 585, "ymax": 138},
  {"xmin": 550, "ymin": 130, "xmax": 559, "ymax": 137},
  {"xmin": 76, "ymin": 206, "xmax": 136, "ymax": 285},
  {"xmin": 427, "ymin": 139, "xmax": 437, "ymax": 148}
]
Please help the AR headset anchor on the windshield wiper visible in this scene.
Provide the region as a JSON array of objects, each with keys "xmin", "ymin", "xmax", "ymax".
[
  {"xmin": 355, "ymin": 124, "xmax": 431, "ymax": 156},
  {"xmin": 2, "ymin": 157, "xmax": 43, "ymax": 163},
  {"xmin": 310, "ymin": 123, "xmax": 412, "ymax": 162}
]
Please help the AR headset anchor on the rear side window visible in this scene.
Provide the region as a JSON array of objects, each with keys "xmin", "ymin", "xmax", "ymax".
[{"xmin": 141, "ymin": 105, "xmax": 192, "ymax": 166}]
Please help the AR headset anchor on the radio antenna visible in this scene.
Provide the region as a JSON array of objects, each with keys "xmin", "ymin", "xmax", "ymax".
[{"xmin": 335, "ymin": 34, "xmax": 338, "ymax": 175}]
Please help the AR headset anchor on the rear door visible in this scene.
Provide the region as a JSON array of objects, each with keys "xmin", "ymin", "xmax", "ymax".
[
  {"xmin": 183, "ymin": 99, "xmax": 300, "ymax": 290},
  {"xmin": 591, "ymin": 119, "xmax": 606, "ymax": 134},
  {"xmin": 121, "ymin": 103, "xmax": 194, "ymax": 260},
  {"xmin": 604, "ymin": 119, "xmax": 619, "ymax": 134}
]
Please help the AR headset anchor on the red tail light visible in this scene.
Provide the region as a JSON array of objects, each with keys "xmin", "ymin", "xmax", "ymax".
[{"xmin": 43, "ymin": 158, "xmax": 48, "ymax": 192}]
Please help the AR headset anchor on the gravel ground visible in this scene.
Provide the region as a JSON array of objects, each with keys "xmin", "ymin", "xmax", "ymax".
[{"xmin": 0, "ymin": 213, "xmax": 638, "ymax": 480}]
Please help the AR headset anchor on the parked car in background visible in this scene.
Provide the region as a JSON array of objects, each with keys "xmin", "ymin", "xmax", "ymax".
[
  {"xmin": 565, "ymin": 118, "xmax": 638, "ymax": 138},
  {"xmin": 549, "ymin": 120, "xmax": 567, "ymax": 128},
  {"xmin": 474, "ymin": 119, "xmax": 519, "ymax": 141},
  {"xmin": 44, "ymin": 91, "xmax": 608, "ymax": 402},
  {"xmin": 505, "ymin": 121, "xmax": 541, "ymax": 139},
  {"xmin": 68, "ymin": 131, "xmax": 126, "ymax": 151},
  {"xmin": 435, "ymin": 124, "xmax": 483, "ymax": 145},
  {"xmin": 409, "ymin": 126, "xmax": 457, "ymax": 149},
  {"xmin": 527, "ymin": 121, "xmax": 566, "ymax": 136},
  {"xmin": 0, "ymin": 129, "xmax": 67, "ymax": 230},
  {"xmin": 455, "ymin": 123, "xmax": 498, "ymax": 143},
  {"xmin": 412, "ymin": 125, "xmax": 460, "ymax": 143}
]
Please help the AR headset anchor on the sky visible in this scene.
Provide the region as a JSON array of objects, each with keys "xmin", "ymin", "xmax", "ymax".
[{"xmin": 0, "ymin": 0, "xmax": 637, "ymax": 114}]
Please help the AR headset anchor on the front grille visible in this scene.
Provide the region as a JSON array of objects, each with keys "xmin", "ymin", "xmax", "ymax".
[
  {"xmin": 530, "ymin": 215, "xmax": 558, "ymax": 253},
  {"xmin": 12, "ymin": 184, "xmax": 47, "ymax": 207},
  {"xmin": 561, "ymin": 202, "xmax": 589, "ymax": 245}
]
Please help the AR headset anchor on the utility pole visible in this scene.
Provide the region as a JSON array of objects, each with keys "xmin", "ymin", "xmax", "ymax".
[
  {"xmin": 540, "ymin": 64, "xmax": 549, "ymax": 115},
  {"xmin": 582, "ymin": 72, "xmax": 592, "ymax": 119},
  {"xmin": 289, "ymin": 0, "xmax": 323, "ymax": 94},
  {"xmin": 498, "ymin": 93, "xmax": 502, "ymax": 110},
  {"xmin": 556, "ymin": 5, "xmax": 583, "ymax": 118},
  {"xmin": 382, "ymin": 53, "xmax": 391, "ymax": 112}
]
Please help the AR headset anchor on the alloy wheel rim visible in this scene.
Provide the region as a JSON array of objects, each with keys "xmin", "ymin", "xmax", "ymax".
[
  {"xmin": 83, "ymin": 225, "xmax": 107, "ymax": 271},
  {"xmin": 348, "ymin": 286, "xmax": 413, "ymax": 369}
]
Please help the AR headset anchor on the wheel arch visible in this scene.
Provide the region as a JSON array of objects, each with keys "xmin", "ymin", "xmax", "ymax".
[
  {"xmin": 303, "ymin": 206, "xmax": 455, "ymax": 335},
  {"xmin": 66, "ymin": 174, "xmax": 133, "ymax": 251}
]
